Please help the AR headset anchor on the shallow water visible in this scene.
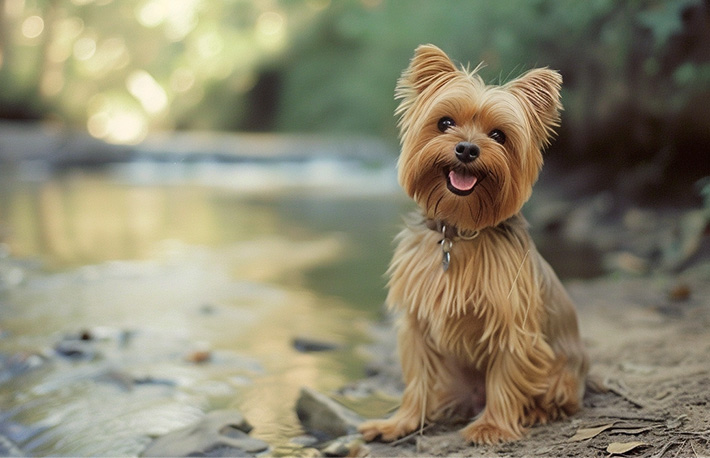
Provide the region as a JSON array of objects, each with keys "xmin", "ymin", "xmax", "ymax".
[{"xmin": 0, "ymin": 158, "xmax": 409, "ymax": 455}]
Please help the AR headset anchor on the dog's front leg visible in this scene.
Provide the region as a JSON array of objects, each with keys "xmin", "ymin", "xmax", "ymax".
[
  {"xmin": 359, "ymin": 315, "xmax": 444, "ymax": 442},
  {"xmin": 460, "ymin": 341, "xmax": 551, "ymax": 444}
]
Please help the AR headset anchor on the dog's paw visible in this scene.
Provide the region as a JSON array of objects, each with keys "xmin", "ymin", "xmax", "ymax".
[
  {"xmin": 523, "ymin": 405, "xmax": 552, "ymax": 426},
  {"xmin": 358, "ymin": 417, "xmax": 420, "ymax": 442},
  {"xmin": 460, "ymin": 419, "xmax": 521, "ymax": 445}
]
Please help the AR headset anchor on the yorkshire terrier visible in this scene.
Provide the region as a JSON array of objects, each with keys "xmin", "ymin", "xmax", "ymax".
[{"xmin": 359, "ymin": 45, "xmax": 589, "ymax": 445}]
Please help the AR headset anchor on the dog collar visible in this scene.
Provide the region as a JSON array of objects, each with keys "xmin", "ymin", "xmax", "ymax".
[
  {"xmin": 425, "ymin": 219, "xmax": 479, "ymax": 272},
  {"xmin": 425, "ymin": 219, "xmax": 480, "ymax": 241}
]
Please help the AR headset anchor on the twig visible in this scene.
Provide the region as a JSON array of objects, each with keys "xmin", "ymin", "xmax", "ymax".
[
  {"xmin": 677, "ymin": 430, "xmax": 710, "ymax": 437},
  {"xmin": 586, "ymin": 410, "xmax": 665, "ymax": 422},
  {"xmin": 653, "ymin": 441, "xmax": 677, "ymax": 458},
  {"xmin": 390, "ymin": 424, "xmax": 434, "ymax": 446},
  {"xmin": 690, "ymin": 440, "xmax": 699, "ymax": 458},
  {"xmin": 604, "ymin": 378, "xmax": 658, "ymax": 409}
]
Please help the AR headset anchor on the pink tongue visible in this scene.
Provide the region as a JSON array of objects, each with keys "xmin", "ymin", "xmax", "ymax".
[{"xmin": 448, "ymin": 170, "xmax": 477, "ymax": 191}]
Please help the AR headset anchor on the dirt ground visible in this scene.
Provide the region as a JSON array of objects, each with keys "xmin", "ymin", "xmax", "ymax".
[{"xmin": 349, "ymin": 258, "xmax": 710, "ymax": 458}]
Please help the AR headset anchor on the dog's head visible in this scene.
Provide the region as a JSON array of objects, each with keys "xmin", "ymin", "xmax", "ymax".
[{"xmin": 396, "ymin": 44, "xmax": 562, "ymax": 231}]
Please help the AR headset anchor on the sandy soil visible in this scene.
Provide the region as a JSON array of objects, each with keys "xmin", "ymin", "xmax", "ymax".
[{"xmin": 352, "ymin": 259, "xmax": 710, "ymax": 458}]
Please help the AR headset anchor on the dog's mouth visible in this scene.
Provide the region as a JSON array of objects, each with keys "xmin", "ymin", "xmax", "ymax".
[{"xmin": 446, "ymin": 168, "xmax": 482, "ymax": 196}]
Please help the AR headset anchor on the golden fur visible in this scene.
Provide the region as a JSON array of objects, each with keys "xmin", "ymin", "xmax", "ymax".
[{"xmin": 358, "ymin": 45, "xmax": 589, "ymax": 445}]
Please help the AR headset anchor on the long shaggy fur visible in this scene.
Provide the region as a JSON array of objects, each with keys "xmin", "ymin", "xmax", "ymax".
[{"xmin": 359, "ymin": 45, "xmax": 588, "ymax": 445}]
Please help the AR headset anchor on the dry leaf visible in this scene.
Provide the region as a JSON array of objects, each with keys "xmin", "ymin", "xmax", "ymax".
[
  {"xmin": 607, "ymin": 441, "xmax": 646, "ymax": 455},
  {"xmin": 568, "ymin": 423, "xmax": 615, "ymax": 442},
  {"xmin": 612, "ymin": 427, "xmax": 652, "ymax": 435}
]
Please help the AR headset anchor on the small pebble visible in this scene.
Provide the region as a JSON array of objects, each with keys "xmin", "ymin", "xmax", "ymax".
[
  {"xmin": 668, "ymin": 283, "xmax": 691, "ymax": 301},
  {"xmin": 185, "ymin": 350, "xmax": 212, "ymax": 364},
  {"xmin": 292, "ymin": 337, "xmax": 340, "ymax": 353},
  {"xmin": 321, "ymin": 434, "xmax": 365, "ymax": 457}
]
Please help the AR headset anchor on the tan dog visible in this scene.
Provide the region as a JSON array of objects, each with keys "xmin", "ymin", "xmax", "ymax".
[{"xmin": 359, "ymin": 45, "xmax": 589, "ymax": 445}]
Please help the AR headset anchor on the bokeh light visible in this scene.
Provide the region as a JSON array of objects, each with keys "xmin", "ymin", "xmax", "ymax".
[
  {"xmin": 21, "ymin": 15, "xmax": 44, "ymax": 39},
  {"xmin": 73, "ymin": 36, "xmax": 97, "ymax": 61},
  {"xmin": 126, "ymin": 70, "xmax": 168, "ymax": 114}
]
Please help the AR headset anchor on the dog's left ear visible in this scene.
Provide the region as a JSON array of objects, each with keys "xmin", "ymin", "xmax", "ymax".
[
  {"xmin": 506, "ymin": 69, "xmax": 562, "ymax": 147},
  {"xmin": 403, "ymin": 44, "xmax": 458, "ymax": 94}
]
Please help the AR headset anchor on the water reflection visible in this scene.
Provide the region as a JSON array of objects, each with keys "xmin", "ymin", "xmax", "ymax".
[
  {"xmin": 3, "ymin": 170, "xmax": 267, "ymax": 268},
  {"xmin": 0, "ymin": 161, "xmax": 407, "ymax": 455}
]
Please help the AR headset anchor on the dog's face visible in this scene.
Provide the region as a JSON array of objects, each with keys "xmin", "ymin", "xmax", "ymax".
[{"xmin": 395, "ymin": 45, "xmax": 562, "ymax": 231}]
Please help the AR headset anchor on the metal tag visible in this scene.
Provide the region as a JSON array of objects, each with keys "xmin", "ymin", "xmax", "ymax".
[{"xmin": 440, "ymin": 237, "xmax": 452, "ymax": 272}]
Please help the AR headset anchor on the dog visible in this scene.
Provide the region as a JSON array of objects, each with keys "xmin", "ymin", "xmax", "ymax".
[{"xmin": 358, "ymin": 44, "xmax": 589, "ymax": 445}]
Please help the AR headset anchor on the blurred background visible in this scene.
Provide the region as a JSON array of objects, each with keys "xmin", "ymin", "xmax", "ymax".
[
  {"xmin": 0, "ymin": 0, "xmax": 709, "ymax": 456},
  {"xmin": 1, "ymin": 0, "xmax": 709, "ymax": 181}
]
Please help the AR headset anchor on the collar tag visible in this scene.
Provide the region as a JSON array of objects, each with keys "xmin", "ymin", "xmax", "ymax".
[
  {"xmin": 435, "ymin": 222, "xmax": 479, "ymax": 272},
  {"xmin": 439, "ymin": 225, "xmax": 453, "ymax": 272}
]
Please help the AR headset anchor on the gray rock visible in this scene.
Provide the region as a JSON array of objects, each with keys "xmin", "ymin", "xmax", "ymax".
[
  {"xmin": 0, "ymin": 434, "xmax": 23, "ymax": 457},
  {"xmin": 295, "ymin": 387, "xmax": 364, "ymax": 440},
  {"xmin": 321, "ymin": 434, "xmax": 366, "ymax": 457},
  {"xmin": 292, "ymin": 337, "xmax": 340, "ymax": 353},
  {"xmin": 141, "ymin": 409, "xmax": 268, "ymax": 457},
  {"xmin": 53, "ymin": 339, "xmax": 97, "ymax": 360}
]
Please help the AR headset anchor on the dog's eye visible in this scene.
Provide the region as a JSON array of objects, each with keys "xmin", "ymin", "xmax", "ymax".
[
  {"xmin": 489, "ymin": 129, "xmax": 506, "ymax": 145},
  {"xmin": 437, "ymin": 117, "xmax": 456, "ymax": 132}
]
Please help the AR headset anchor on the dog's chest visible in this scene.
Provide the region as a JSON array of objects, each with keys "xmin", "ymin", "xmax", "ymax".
[
  {"xmin": 388, "ymin": 225, "xmax": 529, "ymax": 361},
  {"xmin": 389, "ymin": 229, "xmax": 487, "ymax": 309}
]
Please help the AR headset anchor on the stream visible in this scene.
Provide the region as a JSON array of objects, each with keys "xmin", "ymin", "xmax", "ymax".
[{"xmin": 0, "ymin": 157, "xmax": 407, "ymax": 455}]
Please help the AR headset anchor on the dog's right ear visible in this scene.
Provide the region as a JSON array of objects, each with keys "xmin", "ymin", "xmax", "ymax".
[{"xmin": 397, "ymin": 44, "xmax": 458, "ymax": 96}]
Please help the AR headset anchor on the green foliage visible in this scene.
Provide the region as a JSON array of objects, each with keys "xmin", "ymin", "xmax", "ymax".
[
  {"xmin": 0, "ymin": 0, "xmax": 708, "ymax": 182},
  {"xmin": 274, "ymin": 0, "xmax": 710, "ymax": 176}
]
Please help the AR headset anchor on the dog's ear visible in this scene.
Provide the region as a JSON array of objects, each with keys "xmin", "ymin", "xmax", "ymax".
[
  {"xmin": 398, "ymin": 44, "xmax": 458, "ymax": 96},
  {"xmin": 506, "ymin": 68, "xmax": 563, "ymax": 147}
]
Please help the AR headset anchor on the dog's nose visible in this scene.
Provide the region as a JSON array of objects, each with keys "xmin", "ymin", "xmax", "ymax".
[{"xmin": 455, "ymin": 142, "xmax": 479, "ymax": 163}]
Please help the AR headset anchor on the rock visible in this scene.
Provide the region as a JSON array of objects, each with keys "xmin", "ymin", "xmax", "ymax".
[
  {"xmin": 0, "ymin": 433, "xmax": 23, "ymax": 457},
  {"xmin": 94, "ymin": 369, "xmax": 135, "ymax": 391},
  {"xmin": 53, "ymin": 339, "xmax": 97, "ymax": 360},
  {"xmin": 321, "ymin": 434, "xmax": 366, "ymax": 457},
  {"xmin": 0, "ymin": 352, "xmax": 47, "ymax": 383},
  {"xmin": 668, "ymin": 283, "xmax": 691, "ymax": 301},
  {"xmin": 185, "ymin": 350, "xmax": 212, "ymax": 364},
  {"xmin": 133, "ymin": 375, "xmax": 177, "ymax": 387},
  {"xmin": 295, "ymin": 387, "xmax": 364, "ymax": 440},
  {"xmin": 292, "ymin": 337, "xmax": 340, "ymax": 353},
  {"xmin": 288, "ymin": 435, "xmax": 319, "ymax": 447},
  {"xmin": 269, "ymin": 445, "xmax": 322, "ymax": 458},
  {"xmin": 141, "ymin": 409, "xmax": 267, "ymax": 457}
]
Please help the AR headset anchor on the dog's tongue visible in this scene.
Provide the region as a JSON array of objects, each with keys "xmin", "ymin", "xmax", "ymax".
[{"xmin": 448, "ymin": 170, "xmax": 477, "ymax": 192}]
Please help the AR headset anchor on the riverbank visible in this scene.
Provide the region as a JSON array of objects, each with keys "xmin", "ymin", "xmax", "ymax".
[
  {"xmin": 285, "ymin": 189, "xmax": 710, "ymax": 457},
  {"xmin": 330, "ymin": 257, "xmax": 710, "ymax": 457}
]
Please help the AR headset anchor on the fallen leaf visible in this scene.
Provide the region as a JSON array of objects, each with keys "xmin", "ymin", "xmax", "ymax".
[
  {"xmin": 568, "ymin": 423, "xmax": 615, "ymax": 442},
  {"xmin": 607, "ymin": 441, "xmax": 646, "ymax": 455},
  {"xmin": 612, "ymin": 426, "xmax": 652, "ymax": 435}
]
